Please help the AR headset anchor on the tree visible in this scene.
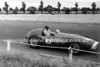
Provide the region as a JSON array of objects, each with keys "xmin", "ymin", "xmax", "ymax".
[
  {"xmin": 62, "ymin": 7, "xmax": 70, "ymax": 14},
  {"xmin": 27, "ymin": 6, "xmax": 37, "ymax": 14},
  {"xmin": 4, "ymin": 2, "xmax": 9, "ymax": 14},
  {"xmin": 71, "ymin": 7, "xmax": 76, "ymax": 13},
  {"xmin": 39, "ymin": 0, "xmax": 44, "ymax": 13},
  {"xmin": 15, "ymin": 7, "xmax": 19, "ymax": 11},
  {"xmin": 47, "ymin": 5, "xmax": 53, "ymax": 14},
  {"xmin": 91, "ymin": 2, "xmax": 96, "ymax": 14},
  {"xmin": 13, "ymin": 7, "xmax": 19, "ymax": 14},
  {"xmin": 81, "ymin": 7, "xmax": 90, "ymax": 14},
  {"xmin": 52, "ymin": 7, "xmax": 58, "ymax": 11},
  {"xmin": 9, "ymin": 7, "xmax": 13, "ymax": 11},
  {"xmin": 96, "ymin": 8, "xmax": 100, "ymax": 13},
  {"xmin": 44, "ymin": 5, "xmax": 53, "ymax": 14},
  {"xmin": 75, "ymin": 2, "xmax": 78, "ymax": 14},
  {"xmin": 21, "ymin": 1, "xmax": 26, "ymax": 13},
  {"xmin": 44, "ymin": 6, "xmax": 48, "ymax": 11},
  {"xmin": 57, "ymin": 2, "xmax": 61, "ymax": 13},
  {"xmin": 0, "ymin": 8, "xmax": 2, "ymax": 11}
]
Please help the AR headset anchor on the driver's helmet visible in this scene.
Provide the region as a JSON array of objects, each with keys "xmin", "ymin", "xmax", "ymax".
[
  {"xmin": 44, "ymin": 25, "xmax": 49, "ymax": 30},
  {"xmin": 56, "ymin": 29, "xmax": 60, "ymax": 33}
]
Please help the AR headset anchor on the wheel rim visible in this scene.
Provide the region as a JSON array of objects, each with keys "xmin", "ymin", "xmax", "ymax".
[
  {"xmin": 71, "ymin": 43, "xmax": 80, "ymax": 54},
  {"xmin": 30, "ymin": 38, "xmax": 37, "ymax": 45}
]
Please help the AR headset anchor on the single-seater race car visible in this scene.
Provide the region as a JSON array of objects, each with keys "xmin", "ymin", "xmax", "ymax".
[{"xmin": 25, "ymin": 28, "xmax": 99, "ymax": 54}]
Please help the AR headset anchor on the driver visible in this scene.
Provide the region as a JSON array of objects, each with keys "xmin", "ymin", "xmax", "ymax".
[{"xmin": 42, "ymin": 26, "xmax": 54, "ymax": 36}]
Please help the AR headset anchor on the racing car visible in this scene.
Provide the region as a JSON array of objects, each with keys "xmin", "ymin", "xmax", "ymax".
[{"xmin": 25, "ymin": 28, "xmax": 99, "ymax": 54}]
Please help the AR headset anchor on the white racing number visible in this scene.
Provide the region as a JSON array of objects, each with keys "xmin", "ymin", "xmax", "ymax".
[{"xmin": 45, "ymin": 38, "xmax": 52, "ymax": 44}]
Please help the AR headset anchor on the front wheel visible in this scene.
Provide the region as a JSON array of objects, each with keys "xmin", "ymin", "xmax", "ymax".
[{"xmin": 71, "ymin": 43, "xmax": 81, "ymax": 54}]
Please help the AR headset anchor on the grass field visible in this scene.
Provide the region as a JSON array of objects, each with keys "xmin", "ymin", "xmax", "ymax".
[{"xmin": 0, "ymin": 49, "xmax": 100, "ymax": 67}]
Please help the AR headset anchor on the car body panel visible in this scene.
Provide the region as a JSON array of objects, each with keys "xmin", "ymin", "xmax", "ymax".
[{"xmin": 26, "ymin": 28, "xmax": 99, "ymax": 51}]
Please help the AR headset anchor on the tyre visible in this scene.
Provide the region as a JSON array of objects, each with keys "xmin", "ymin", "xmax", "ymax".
[
  {"xmin": 71, "ymin": 43, "xmax": 81, "ymax": 54},
  {"xmin": 28, "ymin": 35, "xmax": 40, "ymax": 48},
  {"xmin": 28, "ymin": 35, "xmax": 40, "ymax": 44}
]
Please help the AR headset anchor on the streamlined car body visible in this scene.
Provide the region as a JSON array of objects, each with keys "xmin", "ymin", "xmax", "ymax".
[{"xmin": 25, "ymin": 28, "xmax": 99, "ymax": 54}]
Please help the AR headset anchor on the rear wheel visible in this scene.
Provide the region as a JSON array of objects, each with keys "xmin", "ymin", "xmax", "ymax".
[
  {"xmin": 29, "ymin": 38, "xmax": 38, "ymax": 48},
  {"xmin": 28, "ymin": 35, "xmax": 40, "ymax": 48}
]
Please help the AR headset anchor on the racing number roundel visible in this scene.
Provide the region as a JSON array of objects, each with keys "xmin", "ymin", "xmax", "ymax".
[{"xmin": 45, "ymin": 39, "xmax": 51, "ymax": 44}]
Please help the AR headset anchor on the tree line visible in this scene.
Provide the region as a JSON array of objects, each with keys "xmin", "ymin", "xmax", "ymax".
[{"xmin": 0, "ymin": 1, "xmax": 100, "ymax": 14}]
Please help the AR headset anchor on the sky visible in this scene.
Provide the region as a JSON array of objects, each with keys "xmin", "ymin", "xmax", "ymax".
[{"xmin": 0, "ymin": 0, "xmax": 100, "ymax": 9}]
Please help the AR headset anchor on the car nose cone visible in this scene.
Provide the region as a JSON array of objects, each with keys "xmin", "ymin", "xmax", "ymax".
[{"xmin": 91, "ymin": 41, "xmax": 99, "ymax": 50}]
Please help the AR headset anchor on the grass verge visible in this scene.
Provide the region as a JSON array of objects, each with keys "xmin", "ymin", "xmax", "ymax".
[{"xmin": 0, "ymin": 49, "xmax": 100, "ymax": 67}]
